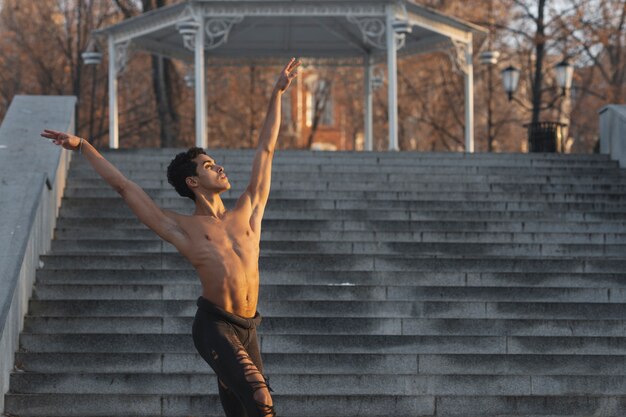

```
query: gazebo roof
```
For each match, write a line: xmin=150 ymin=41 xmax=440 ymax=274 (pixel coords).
xmin=93 ymin=0 xmax=487 ymax=66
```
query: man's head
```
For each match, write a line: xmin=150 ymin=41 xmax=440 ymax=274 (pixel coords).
xmin=167 ymin=147 xmax=230 ymax=201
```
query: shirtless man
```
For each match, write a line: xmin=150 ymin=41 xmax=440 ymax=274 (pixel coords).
xmin=40 ymin=57 xmax=301 ymax=417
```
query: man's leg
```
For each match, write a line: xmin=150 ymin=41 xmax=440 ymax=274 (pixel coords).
xmin=244 ymin=325 xmax=274 ymax=413
xmin=193 ymin=317 xmax=274 ymax=417
xmin=217 ymin=377 xmax=247 ymax=417
xmin=216 ymin=334 xmax=275 ymax=417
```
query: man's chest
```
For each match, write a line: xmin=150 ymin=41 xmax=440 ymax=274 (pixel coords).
xmin=181 ymin=217 xmax=260 ymax=261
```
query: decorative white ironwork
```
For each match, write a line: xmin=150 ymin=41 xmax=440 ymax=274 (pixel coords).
xmin=347 ymin=16 xmax=386 ymax=49
xmin=204 ymin=16 xmax=244 ymax=50
xmin=101 ymin=3 xmax=189 ymax=44
xmin=202 ymin=56 xmax=368 ymax=67
xmin=395 ymin=30 xmax=407 ymax=50
xmin=178 ymin=3 xmax=197 ymax=22
xmin=197 ymin=4 xmax=385 ymax=17
xmin=446 ymin=39 xmax=471 ymax=74
xmin=393 ymin=1 xmax=411 ymax=50
xmin=176 ymin=4 xmax=201 ymax=51
xmin=177 ymin=20 xmax=201 ymax=50
xmin=347 ymin=15 xmax=407 ymax=50
xmin=114 ymin=40 xmax=132 ymax=73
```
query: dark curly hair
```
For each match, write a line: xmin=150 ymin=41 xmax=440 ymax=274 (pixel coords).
xmin=167 ymin=147 xmax=208 ymax=201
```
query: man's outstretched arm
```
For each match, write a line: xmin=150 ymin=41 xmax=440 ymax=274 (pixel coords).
xmin=40 ymin=130 xmax=187 ymax=246
xmin=244 ymin=58 xmax=300 ymax=214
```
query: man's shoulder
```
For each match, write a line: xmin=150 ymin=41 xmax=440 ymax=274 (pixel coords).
xmin=161 ymin=209 xmax=191 ymax=231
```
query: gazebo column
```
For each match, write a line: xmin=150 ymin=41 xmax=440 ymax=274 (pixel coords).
xmin=108 ymin=36 xmax=119 ymax=149
xmin=194 ymin=16 xmax=207 ymax=149
xmin=364 ymin=55 xmax=373 ymax=151
xmin=386 ymin=8 xmax=399 ymax=151
xmin=464 ymin=36 xmax=474 ymax=153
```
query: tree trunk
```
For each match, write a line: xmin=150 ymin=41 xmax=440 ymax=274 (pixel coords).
xmin=152 ymin=55 xmax=178 ymax=147
xmin=531 ymin=0 xmax=546 ymax=125
xmin=306 ymin=80 xmax=332 ymax=148
xmin=143 ymin=0 xmax=179 ymax=147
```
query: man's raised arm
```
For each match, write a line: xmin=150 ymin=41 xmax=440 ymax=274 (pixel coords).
xmin=39 ymin=130 xmax=187 ymax=246
xmin=244 ymin=58 xmax=300 ymax=211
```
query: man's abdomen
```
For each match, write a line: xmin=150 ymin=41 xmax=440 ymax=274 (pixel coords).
xmin=197 ymin=262 xmax=260 ymax=318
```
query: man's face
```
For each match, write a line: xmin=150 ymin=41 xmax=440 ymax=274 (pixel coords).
xmin=187 ymin=154 xmax=230 ymax=194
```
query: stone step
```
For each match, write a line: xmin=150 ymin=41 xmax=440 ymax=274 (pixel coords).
xmin=433 ymin=395 xmax=626 ymax=416
xmin=6 ymin=373 xmax=419 ymax=396
xmin=72 ymin=151 xmax=615 ymax=163
xmin=4 ymin=393 xmax=431 ymax=416
xmin=25 ymin=299 xmax=626 ymax=320
xmin=31 ymin=283 xmax=623 ymax=303
xmin=16 ymin=333 xmax=626 ymax=354
xmin=52 ymin=217 xmax=626 ymax=233
xmin=35 ymin=269 xmax=626 ymax=289
xmin=62 ymin=187 xmax=626 ymax=201
xmin=67 ymin=170 xmax=626 ymax=189
xmin=12 ymin=352 xmax=417 ymax=374
xmin=21 ymin=316 xmax=626 ymax=337
xmin=55 ymin=204 xmax=626 ymax=221
xmin=68 ymin=161 xmax=624 ymax=175
xmin=60 ymin=196 xmax=626 ymax=212
xmin=36 ymin=253 xmax=626 ymax=272
xmin=47 ymin=239 xmax=626 ymax=258
xmin=68 ymin=150 xmax=618 ymax=165
xmin=64 ymin=179 xmax=626 ymax=199
xmin=74 ymin=147 xmax=615 ymax=159
xmin=51 ymin=228 xmax=626 ymax=244
xmin=10 ymin=372 xmax=626 ymax=396
xmin=12 ymin=352 xmax=625 ymax=375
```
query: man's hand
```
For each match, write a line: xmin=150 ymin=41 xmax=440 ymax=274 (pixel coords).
xmin=274 ymin=57 xmax=301 ymax=93
xmin=40 ymin=129 xmax=81 ymax=151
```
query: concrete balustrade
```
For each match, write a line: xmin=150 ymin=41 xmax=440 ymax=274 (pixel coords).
xmin=599 ymin=104 xmax=626 ymax=168
xmin=0 ymin=95 xmax=75 ymax=414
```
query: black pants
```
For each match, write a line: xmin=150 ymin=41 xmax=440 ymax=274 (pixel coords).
xmin=192 ymin=296 xmax=275 ymax=417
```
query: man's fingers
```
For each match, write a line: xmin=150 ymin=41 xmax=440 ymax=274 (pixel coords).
xmin=282 ymin=58 xmax=295 ymax=72
xmin=284 ymin=57 xmax=301 ymax=73
xmin=288 ymin=59 xmax=301 ymax=72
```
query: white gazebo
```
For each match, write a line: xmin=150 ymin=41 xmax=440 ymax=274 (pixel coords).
xmin=88 ymin=0 xmax=487 ymax=151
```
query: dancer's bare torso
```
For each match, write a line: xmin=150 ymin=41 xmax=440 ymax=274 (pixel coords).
xmin=167 ymin=201 xmax=261 ymax=318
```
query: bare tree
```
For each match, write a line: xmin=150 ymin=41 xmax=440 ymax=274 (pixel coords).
xmin=305 ymin=73 xmax=334 ymax=148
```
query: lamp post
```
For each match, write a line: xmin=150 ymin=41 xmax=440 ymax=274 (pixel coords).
xmin=501 ymin=60 xmax=573 ymax=152
xmin=81 ymin=39 xmax=103 ymax=141
xmin=479 ymin=50 xmax=500 ymax=152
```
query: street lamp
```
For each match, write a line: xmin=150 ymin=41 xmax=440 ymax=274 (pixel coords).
xmin=501 ymin=65 xmax=520 ymax=101
xmin=501 ymin=60 xmax=574 ymax=153
xmin=555 ymin=59 xmax=573 ymax=95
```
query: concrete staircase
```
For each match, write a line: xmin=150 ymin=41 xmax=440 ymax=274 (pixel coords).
xmin=4 ymin=149 xmax=626 ymax=417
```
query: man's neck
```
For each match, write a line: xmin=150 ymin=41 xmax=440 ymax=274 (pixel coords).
xmin=193 ymin=193 xmax=227 ymax=219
